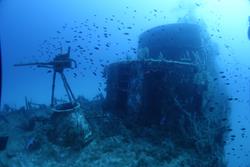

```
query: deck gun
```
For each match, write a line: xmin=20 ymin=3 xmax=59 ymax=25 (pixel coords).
xmin=14 ymin=47 xmax=77 ymax=107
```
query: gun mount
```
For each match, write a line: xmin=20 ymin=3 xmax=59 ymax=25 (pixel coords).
xmin=14 ymin=47 xmax=77 ymax=107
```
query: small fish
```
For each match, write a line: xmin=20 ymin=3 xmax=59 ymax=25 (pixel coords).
xmin=73 ymin=73 xmax=77 ymax=78
xmin=195 ymin=3 xmax=201 ymax=7
xmin=209 ymin=106 xmax=215 ymax=112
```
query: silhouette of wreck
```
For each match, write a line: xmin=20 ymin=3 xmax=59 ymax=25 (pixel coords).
xmin=104 ymin=23 xmax=229 ymax=166
xmin=0 ymin=23 xmax=229 ymax=167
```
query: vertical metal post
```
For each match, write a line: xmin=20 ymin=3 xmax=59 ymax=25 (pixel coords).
xmin=51 ymin=71 xmax=56 ymax=106
xmin=25 ymin=97 xmax=29 ymax=111
xmin=61 ymin=73 xmax=76 ymax=102
xmin=248 ymin=16 xmax=250 ymax=40
xmin=0 ymin=42 xmax=2 ymax=108
xmin=60 ymin=72 xmax=72 ymax=103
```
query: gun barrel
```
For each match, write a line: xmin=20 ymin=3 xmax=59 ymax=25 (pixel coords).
xmin=14 ymin=62 xmax=53 ymax=67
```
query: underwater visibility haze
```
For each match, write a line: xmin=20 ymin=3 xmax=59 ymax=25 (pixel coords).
xmin=0 ymin=0 xmax=250 ymax=167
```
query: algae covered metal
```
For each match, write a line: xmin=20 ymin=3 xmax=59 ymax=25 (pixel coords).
xmin=104 ymin=23 xmax=229 ymax=166
xmin=105 ymin=23 xmax=208 ymax=127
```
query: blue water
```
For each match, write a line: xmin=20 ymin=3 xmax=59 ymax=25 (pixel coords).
xmin=1 ymin=0 xmax=250 ymax=166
